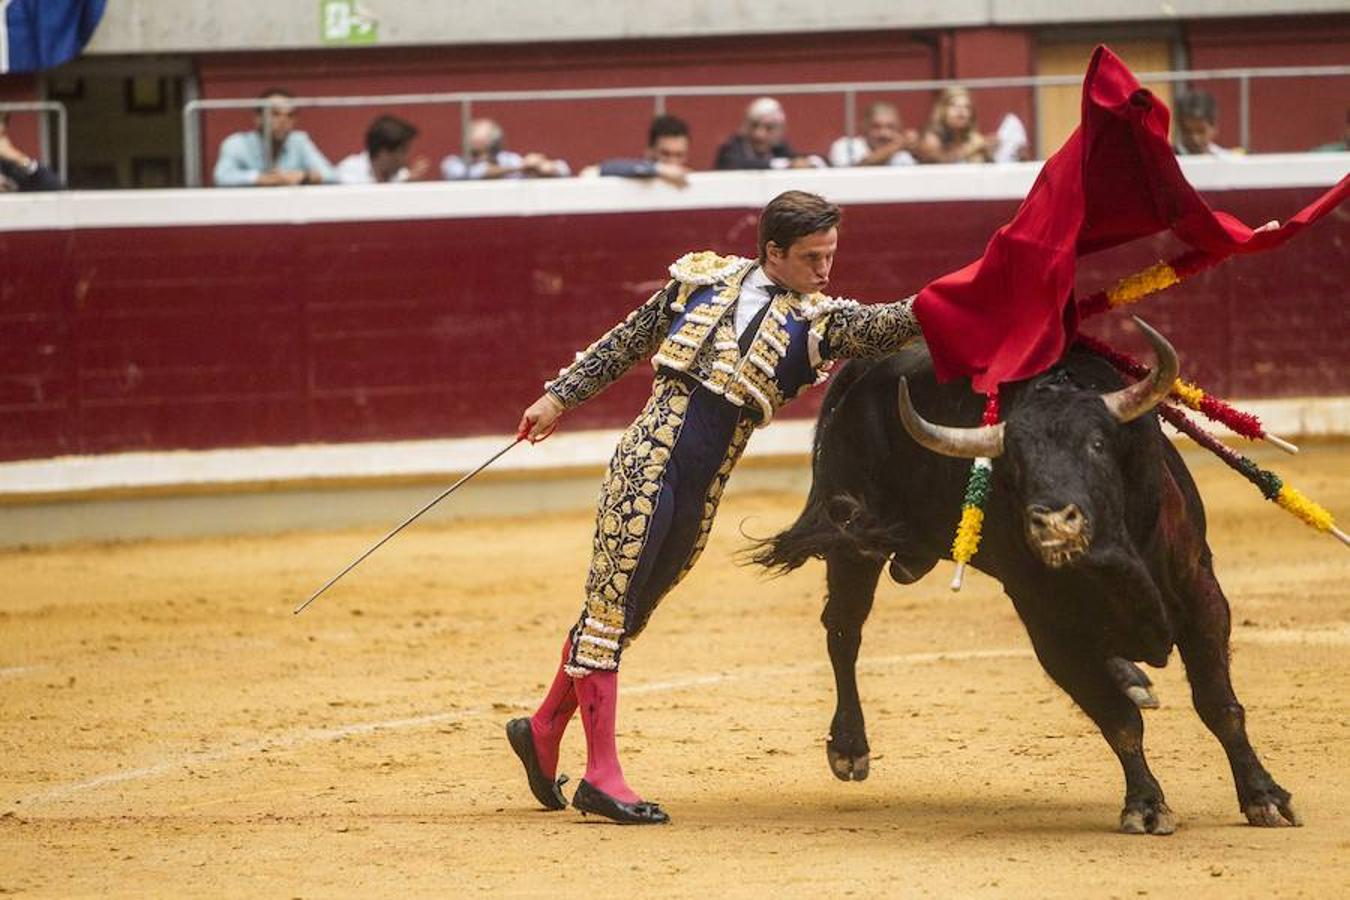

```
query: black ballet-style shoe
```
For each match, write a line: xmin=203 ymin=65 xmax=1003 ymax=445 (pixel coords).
xmin=505 ymin=718 xmax=568 ymax=811
xmin=571 ymin=778 xmax=670 ymax=825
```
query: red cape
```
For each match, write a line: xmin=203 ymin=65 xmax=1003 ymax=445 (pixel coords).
xmin=912 ymin=45 xmax=1349 ymax=393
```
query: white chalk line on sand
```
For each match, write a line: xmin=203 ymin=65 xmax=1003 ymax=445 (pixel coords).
xmin=15 ymin=648 xmax=1031 ymax=809
xmin=16 ymin=626 xmax=1349 ymax=809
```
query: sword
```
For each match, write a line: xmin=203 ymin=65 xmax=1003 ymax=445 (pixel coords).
xmin=294 ymin=436 xmax=524 ymax=615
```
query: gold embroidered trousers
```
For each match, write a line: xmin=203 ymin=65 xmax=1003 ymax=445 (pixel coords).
xmin=566 ymin=374 xmax=755 ymax=675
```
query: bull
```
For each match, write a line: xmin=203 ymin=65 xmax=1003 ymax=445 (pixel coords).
xmin=754 ymin=318 xmax=1299 ymax=833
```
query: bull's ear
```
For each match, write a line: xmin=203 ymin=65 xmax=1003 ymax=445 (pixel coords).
xmin=896 ymin=377 xmax=1005 ymax=459
xmin=1100 ymin=317 xmax=1179 ymax=423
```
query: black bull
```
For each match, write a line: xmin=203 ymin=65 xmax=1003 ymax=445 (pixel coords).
xmin=753 ymin=323 xmax=1299 ymax=833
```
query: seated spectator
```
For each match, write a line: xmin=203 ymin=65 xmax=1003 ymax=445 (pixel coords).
xmin=1173 ymin=90 xmax=1237 ymax=157
xmin=0 ymin=112 xmax=62 ymax=191
xmin=990 ymin=112 xmax=1030 ymax=163
xmin=337 ymin=115 xmax=429 ymax=184
xmin=829 ymin=101 xmax=917 ymax=167
xmin=213 ymin=88 xmax=336 ymax=187
xmin=591 ymin=114 xmax=692 ymax=187
xmin=441 ymin=118 xmax=570 ymax=180
xmin=913 ymin=87 xmax=992 ymax=164
xmin=713 ymin=97 xmax=824 ymax=170
xmin=1309 ymin=109 xmax=1349 ymax=153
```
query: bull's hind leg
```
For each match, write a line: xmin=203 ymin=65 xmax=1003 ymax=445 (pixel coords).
xmin=1020 ymin=618 xmax=1176 ymax=835
xmin=822 ymin=549 xmax=885 ymax=782
xmin=1176 ymin=565 xmax=1300 ymax=827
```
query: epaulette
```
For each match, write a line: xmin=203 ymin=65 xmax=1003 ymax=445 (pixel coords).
xmin=797 ymin=294 xmax=861 ymax=320
xmin=668 ymin=250 xmax=752 ymax=285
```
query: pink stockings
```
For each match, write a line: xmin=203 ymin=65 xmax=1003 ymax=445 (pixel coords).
xmin=528 ymin=637 xmax=640 ymax=804
xmin=527 ymin=638 xmax=578 ymax=782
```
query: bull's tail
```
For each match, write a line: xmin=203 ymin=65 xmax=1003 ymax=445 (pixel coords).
xmin=747 ymin=489 xmax=909 ymax=574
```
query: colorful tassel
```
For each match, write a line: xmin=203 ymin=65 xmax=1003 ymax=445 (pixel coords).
xmin=950 ymin=391 xmax=1001 ymax=591
xmin=1106 ymin=261 xmax=1181 ymax=307
xmin=1077 ymin=250 xmax=1222 ymax=319
xmin=1157 ymin=404 xmax=1347 ymax=546
xmin=1275 ymin=484 xmax=1338 ymax=533
xmin=1076 ymin=334 xmax=1296 ymax=454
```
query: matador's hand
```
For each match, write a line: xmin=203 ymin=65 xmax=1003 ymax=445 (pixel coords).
xmin=517 ymin=393 xmax=564 ymax=442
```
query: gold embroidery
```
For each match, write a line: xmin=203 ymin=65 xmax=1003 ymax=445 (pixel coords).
xmin=668 ymin=250 xmax=753 ymax=285
xmin=819 ymin=296 xmax=922 ymax=360
xmin=572 ymin=375 xmax=693 ymax=671
xmin=724 ymin=290 xmax=795 ymax=423
xmin=651 ymin=268 xmax=750 ymax=374
xmin=547 ymin=282 xmax=676 ymax=409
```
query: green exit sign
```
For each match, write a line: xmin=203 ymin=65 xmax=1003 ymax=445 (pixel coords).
xmin=320 ymin=1 xmax=379 ymax=45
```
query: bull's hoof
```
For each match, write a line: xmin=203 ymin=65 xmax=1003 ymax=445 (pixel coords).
xmin=826 ymin=744 xmax=870 ymax=782
xmin=1244 ymin=798 xmax=1301 ymax=827
xmin=1119 ymin=799 xmax=1177 ymax=835
xmin=1125 ymin=685 xmax=1160 ymax=709
xmin=1106 ymin=658 xmax=1159 ymax=709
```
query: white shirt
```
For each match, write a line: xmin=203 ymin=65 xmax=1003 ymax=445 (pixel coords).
xmin=735 ymin=266 xmax=778 ymax=339
xmin=336 ymin=151 xmax=410 ymax=184
xmin=441 ymin=151 xmax=572 ymax=180
xmin=828 ymin=135 xmax=916 ymax=167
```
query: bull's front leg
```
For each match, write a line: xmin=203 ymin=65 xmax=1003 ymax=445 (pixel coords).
xmin=1176 ymin=563 xmax=1300 ymax=827
xmin=1018 ymin=610 xmax=1176 ymax=835
xmin=822 ymin=550 xmax=884 ymax=782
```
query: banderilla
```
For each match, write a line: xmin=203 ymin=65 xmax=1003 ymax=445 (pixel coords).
xmin=294 ymin=436 xmax=524 ymax=615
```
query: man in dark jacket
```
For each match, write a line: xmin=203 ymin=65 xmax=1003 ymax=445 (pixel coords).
xmin=713 ymin=97 xmax=823 ymax=170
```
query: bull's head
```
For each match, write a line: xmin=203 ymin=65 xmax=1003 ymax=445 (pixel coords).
xmin=897 ymin=317 xmax=1178 ymax=569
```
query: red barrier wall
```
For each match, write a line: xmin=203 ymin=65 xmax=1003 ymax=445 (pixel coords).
xmin=1 ymin=168 xmax=1345 ymax=464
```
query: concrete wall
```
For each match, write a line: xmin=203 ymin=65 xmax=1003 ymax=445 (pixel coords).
xmin=84 ymin=1 xmax=1350 ymax=54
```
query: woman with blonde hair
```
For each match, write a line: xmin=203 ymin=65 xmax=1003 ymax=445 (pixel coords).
xmin=915 ymin=86 xmax=993 ymax=164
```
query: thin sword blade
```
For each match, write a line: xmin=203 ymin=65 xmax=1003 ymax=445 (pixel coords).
xmin=294 ymin=437 xmax=522 ymax=615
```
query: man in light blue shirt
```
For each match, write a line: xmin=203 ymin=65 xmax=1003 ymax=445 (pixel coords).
xmin=213 ymin=88 xmax=337 ymax=187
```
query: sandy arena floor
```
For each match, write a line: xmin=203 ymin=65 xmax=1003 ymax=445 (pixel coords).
xmin=2 ymin=443 xmax=1348 ymax=898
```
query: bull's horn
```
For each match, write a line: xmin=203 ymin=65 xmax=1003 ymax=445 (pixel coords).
xmin=897 ymin=377 xmax=1005 ymax=459
xmin=1100 ymin=317 xmax=1180 ymax=423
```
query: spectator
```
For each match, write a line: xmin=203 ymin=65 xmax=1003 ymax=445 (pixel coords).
xmin=591 ymin=114 xmax=692 ymax=187
xmin=990 ymin=112 xmax=1031 ymax=163
xmin=713 ymin=97 xmax=824 ymax=170
xmin=1172 ymin=90 xmax=1237 ymax=157
xmin=213 ymin=88 xmax=336 ymax=187
xmin=828 ymin=101 xmax=918 ymax=167
xmin=0 ymin=112 xmax=62 ymax=191
xmin=336 ymin=115 xmax=429 ymax=184
xmin=441 ymin=118 xmax=570 ymax=180
xmin=913 ymin=87 xmax=992 ymax=164
xmin=1309 ymin=109 xmax=1349 ymax=153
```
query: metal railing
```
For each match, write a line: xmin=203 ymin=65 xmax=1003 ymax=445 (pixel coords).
xmin=0 ymin=101 xmax=68 ymax=185
xmin=179 ymin=64 xmax=1350 ymax=186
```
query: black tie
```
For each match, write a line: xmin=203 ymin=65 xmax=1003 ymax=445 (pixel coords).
xmin=738 ymin=285 xmax=782 ymax=353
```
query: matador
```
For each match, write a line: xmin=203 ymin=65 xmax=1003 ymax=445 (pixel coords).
xmin=509 ymin=190 xmax=925 ymax=824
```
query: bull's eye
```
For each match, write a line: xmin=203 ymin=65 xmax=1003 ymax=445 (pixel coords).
xmin=1088 ymin=436 xmax=1106 ymax=454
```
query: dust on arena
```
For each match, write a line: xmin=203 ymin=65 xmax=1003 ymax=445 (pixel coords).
xmin=2 ymin=441 xmax=1347 ymax=897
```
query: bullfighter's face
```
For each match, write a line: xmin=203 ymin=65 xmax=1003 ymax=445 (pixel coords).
xmin=765 ymin=227 xmax=837 ymax=295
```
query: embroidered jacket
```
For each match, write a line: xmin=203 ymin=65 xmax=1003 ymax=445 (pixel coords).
xmin=546 ymin=250 xmax=922 ymax=426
